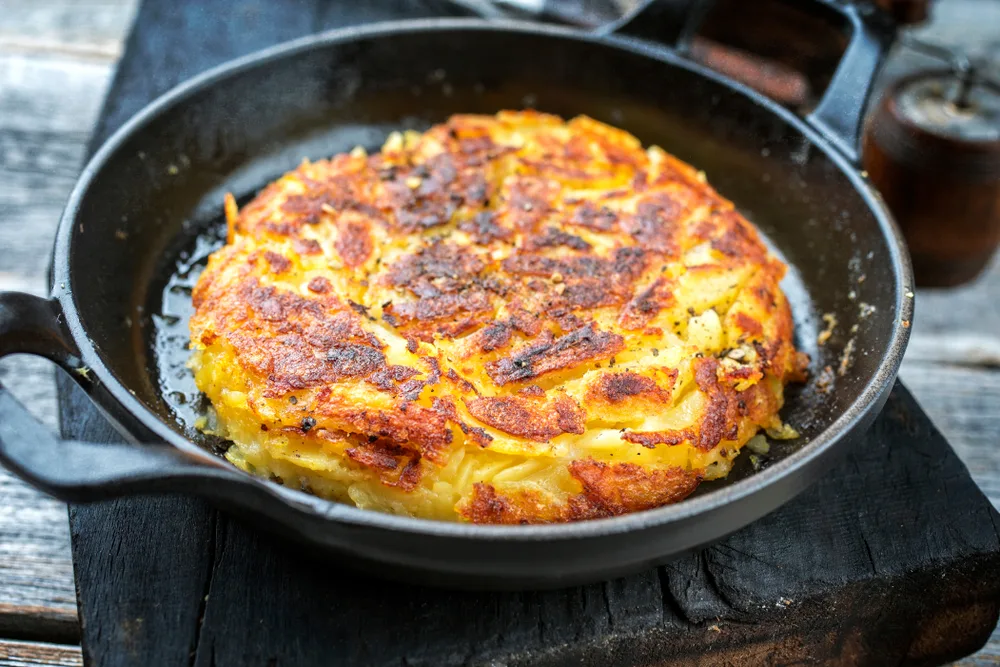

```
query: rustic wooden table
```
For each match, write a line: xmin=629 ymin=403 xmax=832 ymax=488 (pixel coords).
xmin=0 ymin=1 xmax=997 ymax=664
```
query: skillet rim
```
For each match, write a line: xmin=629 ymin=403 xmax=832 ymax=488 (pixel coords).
xmin=50 ymin=17 xmax=914 ymax=540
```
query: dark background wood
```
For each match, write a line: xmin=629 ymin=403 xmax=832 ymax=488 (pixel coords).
xmin=0 ymin=0 xmax=999 ymax=664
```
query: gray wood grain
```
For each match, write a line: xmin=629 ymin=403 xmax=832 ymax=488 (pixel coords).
xmin=0 ymin=0 xmax=136 ymax=60
xmin=904 ymin=254 xmax=1000 ymax=366
xmin=0 ymin=0 xmax=998 ymax=663
xmin=0 ymin=0 xmax=136 ymax=649
xmin=0 ymin=52 xmax=116 ymax=436
xmin=0 ymin=640 xmax=81 ymax=667
xmin=0 ymin=472 xmax=76 ymax=643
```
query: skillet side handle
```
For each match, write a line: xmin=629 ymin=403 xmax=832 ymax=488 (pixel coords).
xmin=604 ymin=0 xmax=895 ymax=165
xmin=805 ymin=3 xmax=894 ymax=165
xmin=0 ymin=290 xmax=238 ymax=503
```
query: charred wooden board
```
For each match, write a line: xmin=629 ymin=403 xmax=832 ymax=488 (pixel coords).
xmin=52 ymin=4 xmax=1000 ymax=667
xmin=61 ymin=378 xmax=1000 ymax=667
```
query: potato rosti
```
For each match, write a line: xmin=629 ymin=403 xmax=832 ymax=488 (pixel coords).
xmin=188 ymin=111 xmax=807 ymax=523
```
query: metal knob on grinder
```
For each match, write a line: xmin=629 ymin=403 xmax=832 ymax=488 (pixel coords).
xmin=863 ymin=38 xmax=1000 ymax=287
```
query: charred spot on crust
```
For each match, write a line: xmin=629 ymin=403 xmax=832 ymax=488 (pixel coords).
xmin=553 ymin=395 xmax=585 ymax=434
xmin=383 ymin=291 xmax=491 ymax=328
xmin=224 ymin=281 xmax=392 ymax=396
xmin=499 ymin=178 xmax=557 ymax=231
xmin=324 ymin=344 xmax=386 ymax=378
xmin=281 ymin=179 xmax=380 ymax=226
xmin=345 ymin=440 xmax=423 ymax=491
xmin=570 ymin=201 xmax=618 ymax=231
xmin=460 ymin=211 xmax=511 ymax=244
xmin=331 ymin=404 xmax=452 ymax=464
xmin=524 ymin=226 xmax=591 ymax=252
xmin=381 ymin=241 xmax=494 ymax=330
xmin=365 ymin=365 xmax=421 ymax=392
xmin=346 ymin=442 xmax=398 ymax=471
xmin=618 ymin=277 xmax=675 ymax=330
xmin=376 ymin=153 xmax=490 ymax=233
xmin=457 ymin=483 xmax=542 ymax=524
xmin=486 ymin=323 xmax=625 ymax=386
xmin=432 ymin=396 xmax=494 ymax=447
xmin=693 ymin=356 xmax=740 ymax=450
xmin=592 ymin=371 xmax=673 ymax=404
xmin=710 ymin=212 xmax=768 ymax=264
xmin=621 ymin=193 xmax=682 ymax=256
xmin=262 ymin=251 xmax=291 ymax=273
xmin=347 ymin=300 xmax=370 ymax=318
xmin=281 ymin=193 xmax=328 ymax=225
xmin=386 ymin=241 xmax=487 ymax=293
xmin=502 ymin=247 xmax=646 ymax=314
xmin=306 ymin=276 xmax=332 ymax=294
xmin=733 ymin=312 xmax=764 ymax=337
xmin=464 ymin=393 xmax=584 ymax=442
xmin=334 ymin=219 xmax=373 ymax=268
xmin=567 ymin=460 xmax=702 ymax=517
xmin=622 ymin=428 xmax=694 ymax=449
xmin=292 ymin=238 xmax=322 ymax=256
xmin=457 ymin=461 xmax=702 ymax=523
xmin=478 ymin=321 xmax=513 ymax=352
xmin=445 ymin=368 xmax=476 ymax=394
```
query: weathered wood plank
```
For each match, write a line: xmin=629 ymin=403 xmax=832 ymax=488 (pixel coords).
xmin=956 ymin=631 xmax=1000 ymax=666
xmin=0 ymin=17 xmax=126 ymax=644
xmin=0 ymin=640 xmax=81 ymax=667
xmin=0 ymin=467 xmax=76 ymax=643
xmin=0 ymin=0 xmax=137 ymax=60
xmin=906 ymin=335 xmax=1000 ymax=369
xmin=909 ymin=254 xmax=1000 ymax=348
xmin=0 ymin=53 xmax=116 ymax=294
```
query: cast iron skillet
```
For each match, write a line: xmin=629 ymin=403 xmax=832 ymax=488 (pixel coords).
xmin=0 ymin=0 xmax=913 ymax=589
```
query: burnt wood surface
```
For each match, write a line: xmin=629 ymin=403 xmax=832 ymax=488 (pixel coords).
xmin=60 ymin=379 xmax=1000 ymax=667
xmin=47 ymin=1 xmax=1000 ymax=666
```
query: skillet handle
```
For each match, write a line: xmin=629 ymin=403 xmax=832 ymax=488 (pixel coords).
xmin=603 ymin=0 xmax=894 ymax=164
xmin=0 ymin=290 xmax=238 ymax=503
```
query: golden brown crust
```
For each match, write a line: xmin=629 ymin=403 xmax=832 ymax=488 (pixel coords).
xmin=589 ymin=371 xmax=674 ymax=405
xmin=456 ymin=461 xmax=702 ymax=524
xmin=485 ymin=323 xmax=625 ymax=386
xmin=464 ymin=394 xmax=585 ymax=443
xmin=189 ymin=111 xmax=805 ymax=523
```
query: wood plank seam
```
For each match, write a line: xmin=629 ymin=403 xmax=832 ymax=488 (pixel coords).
xmin=0 ymin=40 xmax=122 ymax=61
xmin=188 ymin=510 xmax=218 ymax=667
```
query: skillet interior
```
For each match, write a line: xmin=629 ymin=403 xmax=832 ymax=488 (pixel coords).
xmin=66 ymin=24 xmax=900 ymax=511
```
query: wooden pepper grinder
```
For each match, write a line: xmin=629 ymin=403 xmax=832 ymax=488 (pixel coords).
xmin=863 ymin=38 xmax=1000 ymax=287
